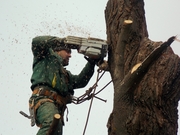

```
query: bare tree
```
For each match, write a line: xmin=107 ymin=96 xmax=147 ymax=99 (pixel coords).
xmin=105 ymin=0 xmax=180 ymax=134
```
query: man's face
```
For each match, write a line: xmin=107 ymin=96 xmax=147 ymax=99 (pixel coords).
xmin=56 ymin=49 xmax=71 ymax=66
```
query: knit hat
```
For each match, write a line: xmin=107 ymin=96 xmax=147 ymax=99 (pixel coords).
xmin=53 ymin=45 xmax=71 ymax=53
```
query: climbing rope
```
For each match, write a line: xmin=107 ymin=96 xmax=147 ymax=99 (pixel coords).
xmin=72 ymin=68 xmax=112 ymax=135
xmin=72 ymin=69 xmax=111 ymax=104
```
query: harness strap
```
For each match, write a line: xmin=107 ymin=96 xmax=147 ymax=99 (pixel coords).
xmin=30 ymin=98 xmax=54 ymax=127
xmin=33 ymin=88 xmax=72 ymax=105
xmin=33 ymin=98 xmax=54 ymax=112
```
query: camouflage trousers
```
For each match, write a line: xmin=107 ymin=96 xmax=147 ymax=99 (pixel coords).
xmin=36 ymin=101 xmax=63 ymax=135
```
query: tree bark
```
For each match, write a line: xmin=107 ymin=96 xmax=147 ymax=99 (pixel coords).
xmin=105 ymin=0 xmax=180 ymax=135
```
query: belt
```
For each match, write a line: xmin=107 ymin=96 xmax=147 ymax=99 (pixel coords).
xmin=32 ymin=87 xmax=72 ymax=105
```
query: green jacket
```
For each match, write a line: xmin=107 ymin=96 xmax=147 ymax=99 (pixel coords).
xmin=30 ymin=36 xmax=95 ymax=96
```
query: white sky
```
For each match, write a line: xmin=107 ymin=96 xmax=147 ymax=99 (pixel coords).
xmin=0 ymin=0 xmax=180 ymax=135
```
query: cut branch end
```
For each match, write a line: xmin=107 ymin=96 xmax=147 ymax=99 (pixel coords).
xmin=131 ymin=63 xmax=142 ymax=74
xmin=47 ymin=114 xmax=61 ymax=135
xmin=124 ymin=20 xmax=133 ymax=25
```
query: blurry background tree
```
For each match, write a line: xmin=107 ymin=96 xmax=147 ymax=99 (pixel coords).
xmin=105 ymin=0 xmax=180 ymax=134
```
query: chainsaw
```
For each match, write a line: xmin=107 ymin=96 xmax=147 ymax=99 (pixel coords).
xmin=64 ymin=36 xmax=108 ymax=60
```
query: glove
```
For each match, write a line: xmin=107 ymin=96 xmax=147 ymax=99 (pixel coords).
xmin=84 ymin=56 xmax=102 ymax=66
xmin=98 ymin=60 xmax=109 ymax=71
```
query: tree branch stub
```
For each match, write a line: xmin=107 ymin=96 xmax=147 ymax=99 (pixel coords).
xmin=47 ymin=114 xmax=61 ymax=135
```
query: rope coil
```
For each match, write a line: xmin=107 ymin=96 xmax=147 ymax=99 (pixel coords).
xmin=72 ymin=69 xmax=111 ymax=104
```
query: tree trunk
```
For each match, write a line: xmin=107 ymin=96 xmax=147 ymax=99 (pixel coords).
xmin=105 ymin=0 xmax=180 ymax=135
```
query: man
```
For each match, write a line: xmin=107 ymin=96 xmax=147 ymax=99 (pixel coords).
xmin=29 ymin=36 xmax=96 ymax=135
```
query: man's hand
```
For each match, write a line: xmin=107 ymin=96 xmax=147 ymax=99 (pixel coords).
xmin=98 ymin=60 xmax=109 ymax=71
xmin=84 ymin=56 xmax=101 ymax=66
